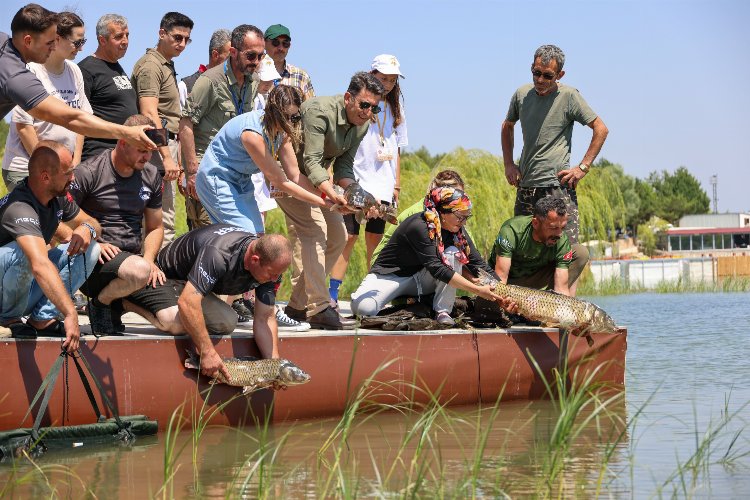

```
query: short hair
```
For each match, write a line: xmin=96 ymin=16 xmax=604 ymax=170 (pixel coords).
xmin=533 ymin=196 xmax=567 ymax=219
xmin=123 ymin=114 xmax=156 ymax=128
xmin=56 ymin=12 xmax=83 ymax=38
xmin=430 ymin=170 xmax=465 ymax=190
xmin=230 ymin=24 xmax=264 ymax=49
xmin=11 ymin=3 xmax=58 ymax=35
xmin=347 ymin=71 xmax=385 ymax=97
xmin=160 ymin=12 xmax=194 ymax=32
xmin=534 ymin=45 xmax=565 ymax=71
xmin=96 ymin=13 xmax=127 ymax=39
xmin=28 ymin=140 xmax=67 ymax=176
xmin=255 ymin=234 xmax=292 ymax=265
xmin=208 ymin=28 xmax=231 ymax=57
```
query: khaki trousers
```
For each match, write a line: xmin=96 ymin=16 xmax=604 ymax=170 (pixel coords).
xmin=276 ymin=196 xmax=346 ymax=316
xmin=149 ymin=138 xmax=179 ymax=246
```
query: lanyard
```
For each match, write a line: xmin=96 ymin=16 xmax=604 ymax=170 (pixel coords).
xmin=224 ymin=60 xmax=247 ymax=115
xmin=374 ymin=101 xmax=388 ymax=146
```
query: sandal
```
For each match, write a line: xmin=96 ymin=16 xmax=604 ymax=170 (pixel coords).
xmin=34 ymin=320 xmax=65 ymax=338
xmin=10 ymin=322 xmax=38 ymax=339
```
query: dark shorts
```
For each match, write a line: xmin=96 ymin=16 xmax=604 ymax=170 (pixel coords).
xmin=514 ymin=186 xmax=581 ymax=244
xmin=343 ymin=204 xmax=389 ymax=236
xmin=80 ymin=251 xmax=134 ymax=298
xmin=127 ymin=278 xmax=185 ymax=314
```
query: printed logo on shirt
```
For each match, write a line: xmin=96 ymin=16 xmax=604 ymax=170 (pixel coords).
xmin=66 ymin=192 xmax=74 ymax=203
xmin=15 ymin=217 xmax=40 ymax=226
xmin=112 ymin=76 xmax=132 ymax=90
xmin=139 ymin=186 xmax=152 ymax=201
xmin=197 ymin=263 xmax=217 ymax=285
xmin=562 ymin=250 xmax=573 ymax=263
xmin=56 ymin=210 xmax=63 ymax=220
xmin=69 ymin=180 xmax=80 ymax=192
xmin=498 ymin=236 xmax=513 ymax=252
xmin=0 ymin=195 xmax=9 ymax=209
xmin=213 ymin=226 xmax=244 ymax=236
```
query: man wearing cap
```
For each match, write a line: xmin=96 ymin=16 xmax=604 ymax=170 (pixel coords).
xmin=179 ymin=24 xmax=262 ymax=230
xmin=501 ymin=44 xmax=608 ymax=295
xmin=264 ymin=24 xmax=314 ymax=99
xmin=279 ymin=72 xmax=385 ymax=330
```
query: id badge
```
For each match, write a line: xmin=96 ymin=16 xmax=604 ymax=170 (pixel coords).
xmin=376 ymin=146 xmax=394 ymax=162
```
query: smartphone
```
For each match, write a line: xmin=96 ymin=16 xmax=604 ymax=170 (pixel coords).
xmin=145 ymin=128 xmax=168 ymax=147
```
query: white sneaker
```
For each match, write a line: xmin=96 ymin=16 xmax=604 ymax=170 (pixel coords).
xmin=435 ymin=311 xmax=455 ymax=327
xmin=276 ymin=307 xmax=311 ymax=332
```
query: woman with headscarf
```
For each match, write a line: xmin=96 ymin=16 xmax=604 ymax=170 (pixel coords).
xmin=351 ymin=187 xmax=507 ymax=325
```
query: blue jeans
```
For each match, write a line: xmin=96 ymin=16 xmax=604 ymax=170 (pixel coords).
xmin=0 ymin=241 xmax=100 ymax=323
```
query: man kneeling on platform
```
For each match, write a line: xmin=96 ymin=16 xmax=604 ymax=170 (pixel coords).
xmin=350 ymin=187 xmax=510 ymax=326
xmin=69 ymin=114 xmax=165 ymax=334
xmin=124 ymin=225 xmax=291 ymax=379
xmin=0 ymin=141 xmax=101 ymax=351
xmin=488 ymin=196 xmax=585 ymax=296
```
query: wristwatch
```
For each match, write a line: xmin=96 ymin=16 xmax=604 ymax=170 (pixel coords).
xmin=578 ymin=163 xmax=590 ymax=173
xmin=80 ymin=222 xmax=97 ymax=240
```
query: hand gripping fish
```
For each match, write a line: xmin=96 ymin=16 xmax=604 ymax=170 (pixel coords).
xmin=333 ymin=182 xmax=399 ymax=225
xmin=184 ymin=350 xmax=311 ymax=395
xmin=477 ymin=269 xmax=619 ymax=346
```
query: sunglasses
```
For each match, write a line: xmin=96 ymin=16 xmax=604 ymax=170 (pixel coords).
xmin=531 ymin=69 xmax=556 ymax=81
xmin=271 ymin=38 xmax=291 ymax=48
xmin=67 ymin=37 xmax=87 ymax=48
xmin=240 ymin=50 xmax=265 ymax=62
xmin=166 ymin=32 xmax=192 ymax=45
xmin=288 ymin=113 xmax=302 ymax=124
xmin=355 ymin=98 xmax=382 ymax=114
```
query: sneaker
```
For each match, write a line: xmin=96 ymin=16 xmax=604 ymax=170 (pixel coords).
xmin=275 ymin=307 xmax=311 ymax=332
xmin=74 ymin=293 xmax=88 ymax=315
xmin=283 ymin=304 xmax=307 ymax=322
xmin=89 ymin=298 xmax=116 ymax=335
xmin=232 ymin=298 xmax=253 ymax=323
xmin=435 ymin=311 xmax=455 ymax=327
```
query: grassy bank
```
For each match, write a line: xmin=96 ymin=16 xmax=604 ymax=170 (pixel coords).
xmin=577 ymin=273 xmax=750 ymax=296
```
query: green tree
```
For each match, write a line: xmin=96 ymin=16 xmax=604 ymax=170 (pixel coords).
xmin=596 ymin=158 xmax=640 ymax=231
xmin=404 ymin=146 xmax=445 ymax=169
xmin=648 ymin=166 xmax=710 ymax=224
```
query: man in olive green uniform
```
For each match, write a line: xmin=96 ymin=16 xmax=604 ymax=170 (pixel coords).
xmin=489 ymin=197 xmax=585 ymax=297
xmin=131 ymin=11 xmax=194 ymax=245
xmin=179 ymin=24 xmax=262 ymax=229
xmin=501 ymin=44 xmax=608 ymax=294
xmin=280 ymin=72 xmax=384 ymax=330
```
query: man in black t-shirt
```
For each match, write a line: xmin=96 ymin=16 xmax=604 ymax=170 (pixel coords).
xmin=0 ymin=141 xmax=101 ymax=351
xmin=78 ymin=14 xmax=139 ymax=161
xmin=126 ymin=225 xmax=292 ymax=379
xmin=69 ymin=114 xmax=164 ymax=334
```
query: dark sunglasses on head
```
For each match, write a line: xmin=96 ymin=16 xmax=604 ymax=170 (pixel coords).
xmin=240 ymin=50 xmax=265 ymax=62
xmin=271 ymin=39 xmax=291 ymax=48
xmin=357 ymin=99 xmax=382 ymax=114
xmin=167 ymin=32 xmax=192 ymax=45
xmin=531 ymin=69 xmax=556 ymax=81
xmin=67 ymin=37 xmax=86 ymax=48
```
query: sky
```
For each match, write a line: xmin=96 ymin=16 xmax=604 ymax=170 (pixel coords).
xmin=4 ymin=0 xmax=749 ymax=213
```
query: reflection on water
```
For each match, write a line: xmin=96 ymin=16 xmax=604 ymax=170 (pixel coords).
xmin=2 ymin=292 xmax=749 ymax=498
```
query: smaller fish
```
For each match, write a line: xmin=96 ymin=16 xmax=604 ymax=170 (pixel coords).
xmin=334 ymin=183 xmax=399 ymax=225
xmin=184 ymin=350 xmax=311 ymax=395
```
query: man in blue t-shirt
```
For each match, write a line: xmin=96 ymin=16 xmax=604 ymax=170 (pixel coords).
xmin=0 ymin=141 xmax=101 ymax=351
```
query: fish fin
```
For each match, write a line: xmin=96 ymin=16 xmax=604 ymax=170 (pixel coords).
xmin=242 ymin=386 xmax=254 ymax=395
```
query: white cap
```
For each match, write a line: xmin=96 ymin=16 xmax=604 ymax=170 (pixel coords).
xmin=371 ymin=54 xmax=404 ymax=78
xmin=256 ymin=55 xmax=282 ymax=82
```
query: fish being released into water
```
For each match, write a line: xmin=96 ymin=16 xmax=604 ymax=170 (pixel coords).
xmin=333 ymin=182 xmax=399 ymax=225
xmin=477 ymin=269 xmax=619 ymax=346
xmin=184 ymin=350 xmax=311 ymax=395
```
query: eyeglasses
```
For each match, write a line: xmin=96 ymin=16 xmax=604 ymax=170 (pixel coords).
xmin=166 ymin=32 xmax=192 ymax=45
xmin=531 ymin=69 xmax=556 ymax=81
xmin=67 ymin=37 xmax=87 ymax=48
xmin=240 ymin=50 xmax=265 ymax=62
xmin=288 ymin=113 xmax=302 ymax=124
xmin=271 ymin=39 xmax=291 ymax=48
xmin=452 ymin=212 xmax=472 ymax=224
xmin=354 ymin=98 xmax=382 ymax=114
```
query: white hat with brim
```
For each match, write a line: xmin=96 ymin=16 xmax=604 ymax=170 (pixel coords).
xmin=257 ymin=55 xmax=282 ymax=82
xmin=371 ymin=54 xmax=404 ymax=78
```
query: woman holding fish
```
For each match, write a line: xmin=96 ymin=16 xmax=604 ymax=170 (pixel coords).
xmin=350 ymin=187 xmax=515 ymax=326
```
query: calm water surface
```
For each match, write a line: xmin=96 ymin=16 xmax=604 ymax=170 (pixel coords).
xmin=2 ymin=292 xmax=749 ymax=498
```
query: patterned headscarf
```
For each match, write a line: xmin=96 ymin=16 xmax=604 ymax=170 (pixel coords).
xmin=423 ymin=187 xmax=472 ymax=265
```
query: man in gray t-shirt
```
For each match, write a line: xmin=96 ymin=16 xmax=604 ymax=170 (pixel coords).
xmin=68 ymin=114 xmax=165 ymax=334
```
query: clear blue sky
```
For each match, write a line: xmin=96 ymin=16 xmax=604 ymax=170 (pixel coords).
xmin=5 ymin=0 xmax=749 ymax=213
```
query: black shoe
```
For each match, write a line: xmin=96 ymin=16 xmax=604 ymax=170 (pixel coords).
xmin=111 ymin=299 xmax=126 ymax=333
xmin=89 ymin=298 xmax=116 ymax=335
xmin=9 ymin=322 xmax=37 ymax=339
xmin=284 ymin=305 xmax=307 ymax=322
xmin=232 ymin=299 xmax=254 ymax=323
xmin=309 ymin=306 xmax=356 ymax=330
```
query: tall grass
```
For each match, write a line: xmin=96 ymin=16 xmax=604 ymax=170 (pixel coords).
xmin=578 ymin=274 xmax=750 ymax=296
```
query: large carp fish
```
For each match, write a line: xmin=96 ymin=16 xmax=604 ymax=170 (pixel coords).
xmin=184 ymin=350 xmax=311 ymax=394
xmin=334 ymin=182 xmax=399 ymax=225
xmin=478 ymin=270 xmax=619 ymax=345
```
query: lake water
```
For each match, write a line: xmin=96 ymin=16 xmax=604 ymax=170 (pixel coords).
xmin=1 ymin=292 xmax=749 ymax=498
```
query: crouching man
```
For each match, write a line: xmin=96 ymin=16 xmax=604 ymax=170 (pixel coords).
xmin=124 ymin=225 xmax=292 ymax=379
xmin=0 ymin=141 xmax=100 ymax=351
xmin=69 ymin=114 xmax=164 ymax=334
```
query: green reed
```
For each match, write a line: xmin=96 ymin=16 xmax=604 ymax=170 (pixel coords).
xmin=579 ymin=274 xmax=750 ymax=296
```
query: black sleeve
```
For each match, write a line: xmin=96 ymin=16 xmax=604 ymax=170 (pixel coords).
xmin=187 ymin=245 xmax=227 ymax=295
xmin=1 ymin=202 xmax=45 ymax=239
xmin=80 ymin=63 xmax=94 ymax=100
xmin=255 ymin=280 xmax=277 ymax=306
xmin=402 ymin=221 xmax=455 ymax=284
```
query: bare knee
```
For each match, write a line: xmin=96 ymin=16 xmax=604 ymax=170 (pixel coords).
xmin=120 ymin=256 xmax=152 ymax=288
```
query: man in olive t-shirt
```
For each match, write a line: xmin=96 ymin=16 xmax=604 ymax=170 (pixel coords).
xmin=488 ymin=197 xmax=586 ymax=297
